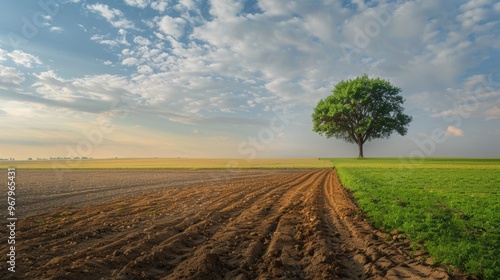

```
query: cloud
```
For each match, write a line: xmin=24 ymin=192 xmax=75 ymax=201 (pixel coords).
xmin=7 ymin=50 xmax=42 ymax=68
xmin=430 ymin=109 xmax=458 ymax=118
xmin=177 ymin=0 xmax=196 ymax=11
xmin=209 ymin=0 xmax=244 ymax=19
xmin=86 ymin=3 xmax=135 ymax=29
xmin=485 ymin=106 xmax=500 ymax=118
xmin=122 ymin=57 xmax=139 ymax=66
xmin=87 ymin=3 xmax=121 ymax=21
xmin=90 ymin=30 xmax=130 ymax=47
xmin=124 ymin=0 xmax=150 ymax=9
xmin=77 ymin=23 xmax=87 ymax=32
xmin=37 ymin=14 xmax=66 ymax=34
xmin=459 ymin=0 xmax=491 ymax=11
xmin=429 ymin=73 xmax=500 ymax=122
xmin=158 ymin=16 xmax=186 ymax=38
xmin=0 ymin=65 xmax=25 ymax=90
xmin=98 ymin=40 xmax=119 ymax=47
xmin=0 ymin=49 xmax=7 ymax=61
xmin=446 ymin=126 xmax=464 ymax=137
xmin=151 ymin=0 xmax=168 ymax=12
xmin=91 ymin=34 xmax=118 ymax=47
xmin=118 ymin=29 xmax=130 ymax=45
xmin=137 ymin=65 xmax=153 ymax=74
xmin=26 ymin=70 xmax=141 ymax=110
xmin=133 ymin=36 xmax=151 ymax=45
xmin=50 ymin=26 xmax=64 ymax=33
xmin=32 ymin=70 xmax=73 ymax=100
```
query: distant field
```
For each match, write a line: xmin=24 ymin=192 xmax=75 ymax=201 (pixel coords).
xmin=0 ymin=158 xmax=333 ymax=169
xmin=329 ymin=158 xmax=500 ymax=279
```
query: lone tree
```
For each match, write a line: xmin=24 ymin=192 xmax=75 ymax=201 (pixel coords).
xmin=312 ymin=74 xmax=412 ymax=158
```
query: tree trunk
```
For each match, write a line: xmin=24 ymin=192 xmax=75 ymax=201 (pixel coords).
xmin=358 ymin=140 xmax=364 ymax=158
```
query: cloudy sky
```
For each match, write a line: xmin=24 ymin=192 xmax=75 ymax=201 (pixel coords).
xmin=0 ymin=0 xmax=499 ymax=159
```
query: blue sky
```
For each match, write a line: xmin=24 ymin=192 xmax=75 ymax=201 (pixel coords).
xmin=0 ymin=0 xmax=499 ymax=159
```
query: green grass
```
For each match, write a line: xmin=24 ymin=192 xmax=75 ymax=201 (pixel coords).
xmin=328 ymin=158 xmax=500 ymax=279
xmin=0 ymin=158 xmax=333 ymax=169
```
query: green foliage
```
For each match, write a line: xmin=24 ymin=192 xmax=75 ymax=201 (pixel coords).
xmin=330 ymin=158 xmax=500 ymax=279
xmin=312 ymin=75 xmax=412 ymax=157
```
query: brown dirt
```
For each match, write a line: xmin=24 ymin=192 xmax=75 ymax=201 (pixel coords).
xmin=1 ymin=169 xmax=473 ymax=279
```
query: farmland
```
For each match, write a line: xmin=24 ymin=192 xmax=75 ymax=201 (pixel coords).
xmin=0 ymin=157 xmax=494 ymax=279
xmin=331 ymin=158 xmax=500 ymax=279
xmin=0 ymin=159 xmax=465 ymax=279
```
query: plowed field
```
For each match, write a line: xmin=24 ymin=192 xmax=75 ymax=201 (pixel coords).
xmin=1 ymin=169 xmax=468 ymax=279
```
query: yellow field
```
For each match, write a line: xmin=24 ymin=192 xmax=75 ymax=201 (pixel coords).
xmin=0 ymin=158 xmax=333 ymax=169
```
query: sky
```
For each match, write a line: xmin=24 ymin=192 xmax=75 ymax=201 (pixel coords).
xmin=0 ymin=0 xmax=499 ymax=160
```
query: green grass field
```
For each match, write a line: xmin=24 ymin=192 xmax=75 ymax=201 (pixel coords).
xmin=0 ymin=158 xmax=333 ymax=169
xmin=329 ymin=158 xmax=500 ymax=279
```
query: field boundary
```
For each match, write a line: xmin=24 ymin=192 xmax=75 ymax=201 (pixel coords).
xmin=329 ymin=169 xmax=475 ymax=279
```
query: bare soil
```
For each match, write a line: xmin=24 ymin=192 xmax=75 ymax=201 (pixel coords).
xmin=1 ymin=169 xmax=473 ymax=279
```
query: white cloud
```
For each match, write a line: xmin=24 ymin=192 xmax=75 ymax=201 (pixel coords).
xmin=429 ymin=73 xmax=499 ymax=120
xmin=257 ymin=1 xmax=298 ymax=16
xmin=50 ymin=26 xmax=64 ymax=33
xmin=90 ymin=30 xmax=130 ymax=47
xmin=29 ymin=71 xmax=140 ymax=111
xmin=177 ymin=0 xmax=196 ymax=11
xmin=87 ymin=3 xmax=121 ymax=21
xmin=446 ymin=126 xmax=464 ymax=137
xmin=352 ymin=0 xmax=367 ymax=10
xmin=99 ymin=40 xmax=119 ymax=47
xmin=91 ymin=34 xmax=118 ymax=47
xmin=118 ymin=28 xmax=130 ymax=45
xmin=0 ymin=49 xmax=7 ymax=61
xmin=494 ymin=2 xmax=500 ymax=11
xmin=7 ymin=50 xmax=42 ymax=68
xmin=103 ymin=60 xmax=113 ymax=65
xmin=77 ymin=23 xmax=87 ymax=32
xmin=209 ymin=0 xmax=244 ymax=19
xmin=151 ymin=0 xmax=168 ymax=12
xmin=430 ymin=109 xmax=457 ymax=118
xmin=158 ymin=16 xmax=186 ymax=38
xmin=134 ymin=36 xmax=151 ymax=45
xmin=162 ymin=115 xmax=198 ymax=125
xmin=457 ymin=7 xmax=489 ymax=28
xmin=124 ymin=0 xmax=150 ymax=8
xmin=459 ymin=0 xmax=491 ymax=11
xmin=122 ymin=57 xmax=139 ymax=66
xmin=0 ymin=65 xmax=25 ymax=90
xmin=32 ymin=70 xmax=73 ymax=100
xmin=112 ymin=18 xmax=136 ymax=29
xmin=41 ymin=14 xmax=52 ymax=26
xmin=86 ymin=3 xmax=135 ymax=29
xmin=137 ymin=65 xmax=153 ymax=74
xmin=485 ymin=106 xmax=500 ymax=117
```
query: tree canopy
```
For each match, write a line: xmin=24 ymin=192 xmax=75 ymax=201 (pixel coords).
xmin=312 ymin=74 xmax=412 ymax=158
